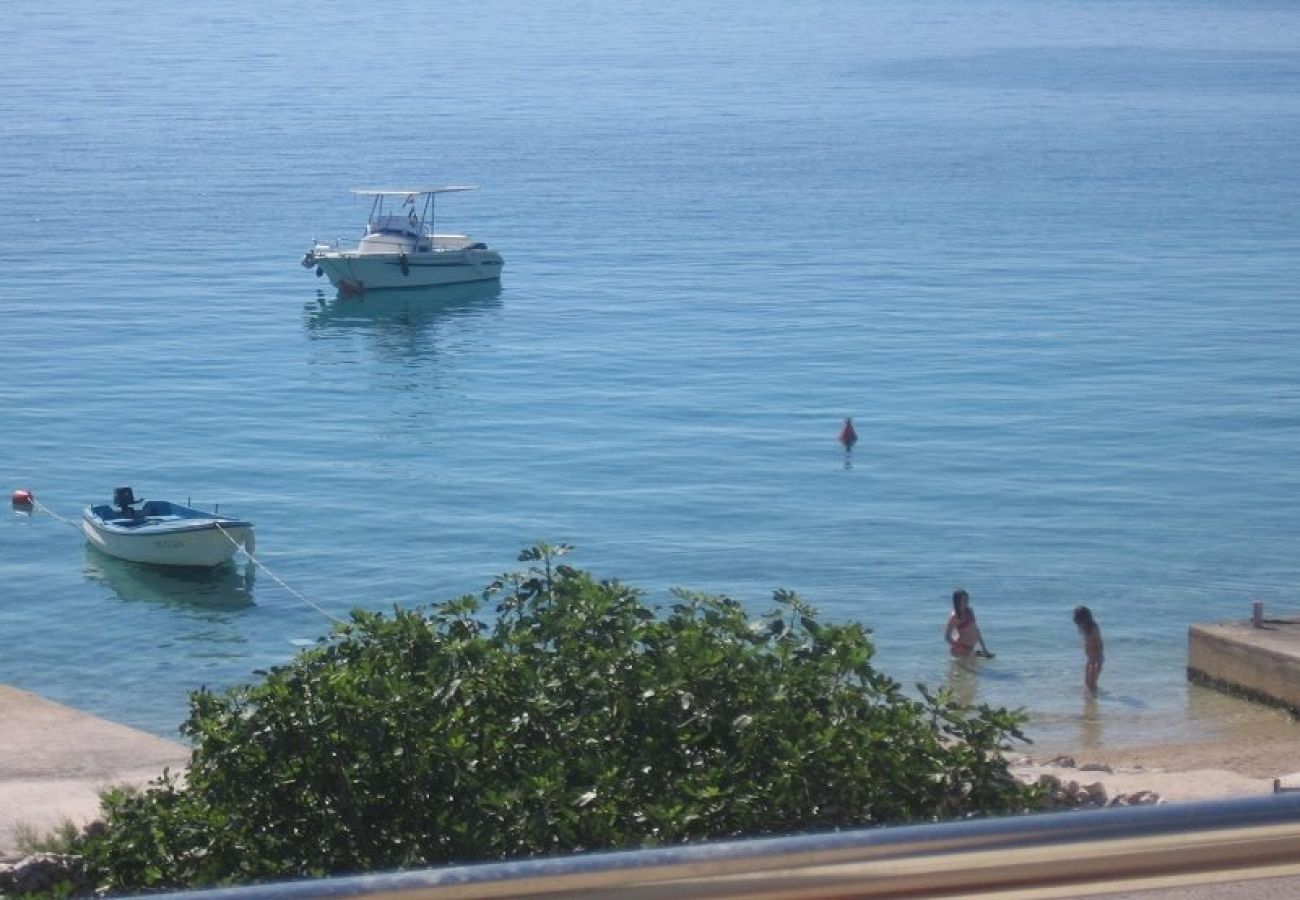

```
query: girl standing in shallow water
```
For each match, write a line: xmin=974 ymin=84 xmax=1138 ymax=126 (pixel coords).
xmin=945 ymin=589 xmax=994 ymax=658
xmin=1073 ymin=605 xmax=1104 ymax=693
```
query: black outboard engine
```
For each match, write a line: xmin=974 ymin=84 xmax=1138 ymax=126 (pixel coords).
xmin=113 ymin=486 xmax=138 ymax=512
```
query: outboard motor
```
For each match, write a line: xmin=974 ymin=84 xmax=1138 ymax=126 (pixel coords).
xmin=113 ymin=486 xmax=138 ymax=511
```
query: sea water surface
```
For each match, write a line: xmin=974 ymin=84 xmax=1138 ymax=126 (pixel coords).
xmin=3 ymin=0 xmax=1300 ymax=752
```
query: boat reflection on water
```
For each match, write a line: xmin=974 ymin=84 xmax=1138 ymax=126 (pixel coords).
xmin=304 ymin=281 xmax=504 ymax=364
xmin=305 ymin=280 xmax=503 ymax=332
xmin=83 ymin=545 xmax=255 ymax=613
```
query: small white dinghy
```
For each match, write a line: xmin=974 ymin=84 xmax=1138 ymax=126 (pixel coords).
xmin=82 ymin=487 xmax=255 ymax=568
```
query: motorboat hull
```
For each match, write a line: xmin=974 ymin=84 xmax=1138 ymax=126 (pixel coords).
xmin=312 ymin=247 xmax=504 ymax=293
xmin=82 ymin=502 xmax=255 ymax=568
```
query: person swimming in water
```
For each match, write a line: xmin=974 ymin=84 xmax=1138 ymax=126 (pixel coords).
xmin=1073 ymin=605 xmax=1104 ymax=693
xmin=945 ymin=589 xmax=993 ymax=659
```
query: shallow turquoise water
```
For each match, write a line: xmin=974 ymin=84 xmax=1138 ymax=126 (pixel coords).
xmin=3 ymin=0 xmax=1299 ymax=750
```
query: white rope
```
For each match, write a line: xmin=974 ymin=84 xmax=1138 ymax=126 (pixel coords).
xmin=214 ymin=523 xmax=348 ymax=626
xmin=30 ymin=498 xmax=81 ymax=531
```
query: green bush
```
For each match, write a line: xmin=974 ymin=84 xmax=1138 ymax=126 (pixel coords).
xmin=67 ymin=544 xmax=1037 ymax=893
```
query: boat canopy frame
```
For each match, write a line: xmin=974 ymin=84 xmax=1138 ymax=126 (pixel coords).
xmin=351 ymin=187 xmax=479 ymax=242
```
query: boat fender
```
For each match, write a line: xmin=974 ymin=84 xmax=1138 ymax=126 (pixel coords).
xmin=316 ymin=266 xmax=323 ymax=278
xmin=11 ymin=488 xmax=34 ymax=511
xmin=399 ymin=254 xmax=410 ymax=276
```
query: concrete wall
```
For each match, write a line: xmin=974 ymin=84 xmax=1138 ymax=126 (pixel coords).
xmin=1188 ymin=621 xmax=1300 ymax=715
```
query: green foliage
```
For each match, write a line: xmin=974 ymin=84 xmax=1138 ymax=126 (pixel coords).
xmin=63 ymin=544 xmax=1038 ymax=893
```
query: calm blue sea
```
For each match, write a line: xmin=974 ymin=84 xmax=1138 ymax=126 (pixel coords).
xmin=3 ymin=0 xmax=1299 ymax=753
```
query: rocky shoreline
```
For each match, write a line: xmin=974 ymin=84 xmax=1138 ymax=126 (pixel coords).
xmin=1017 ymin=755 xmax=1164 ymax=809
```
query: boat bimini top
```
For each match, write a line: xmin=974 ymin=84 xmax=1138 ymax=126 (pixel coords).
xmin=351 ymin=187 xmax=480 ymax=241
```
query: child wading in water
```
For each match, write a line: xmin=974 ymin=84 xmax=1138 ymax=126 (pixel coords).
xmin=1073 ymin=605 xmax=1103 ymax=693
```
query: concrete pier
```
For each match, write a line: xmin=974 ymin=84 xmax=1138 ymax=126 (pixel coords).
xmin=1188 ymin=612 xmax=1300 ymax=715
xmin=0 ymin=685 xmax=189 ymax=860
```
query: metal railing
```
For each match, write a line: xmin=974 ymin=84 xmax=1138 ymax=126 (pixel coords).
xmin=133 ymin=792 xmax=1300 ymax=899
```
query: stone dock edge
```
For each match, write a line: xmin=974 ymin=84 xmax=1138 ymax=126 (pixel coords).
xmin=1188 ymin=617 xmax=1300 ymax=716
xmin=0 ymin=684 xmax=190 ymax=861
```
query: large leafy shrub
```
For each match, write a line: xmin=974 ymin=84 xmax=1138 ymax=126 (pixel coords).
xmin=69 ymin=545 xmax=1036 ymax=893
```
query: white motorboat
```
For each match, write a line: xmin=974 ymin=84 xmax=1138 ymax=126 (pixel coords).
xmin=302 ymin=187 xmax=504 ymax=294
xmin=82 ymin=487 xmax=255 ymax=568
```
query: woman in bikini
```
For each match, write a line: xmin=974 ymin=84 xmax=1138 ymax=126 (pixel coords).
xmin=945 ymin=589 xmax=993 ymax=658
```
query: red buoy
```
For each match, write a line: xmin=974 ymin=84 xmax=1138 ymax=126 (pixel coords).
xmin=11 ymin=489 xmax=34 ymax=511
xmin=838 ymin=417 xmax=858 ymax=451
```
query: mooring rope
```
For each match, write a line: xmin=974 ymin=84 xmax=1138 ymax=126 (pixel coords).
xmin=214 ymin=523 xmax=348 ymax=626
xmin=29 ymin=498 xmax=82 ymax=531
